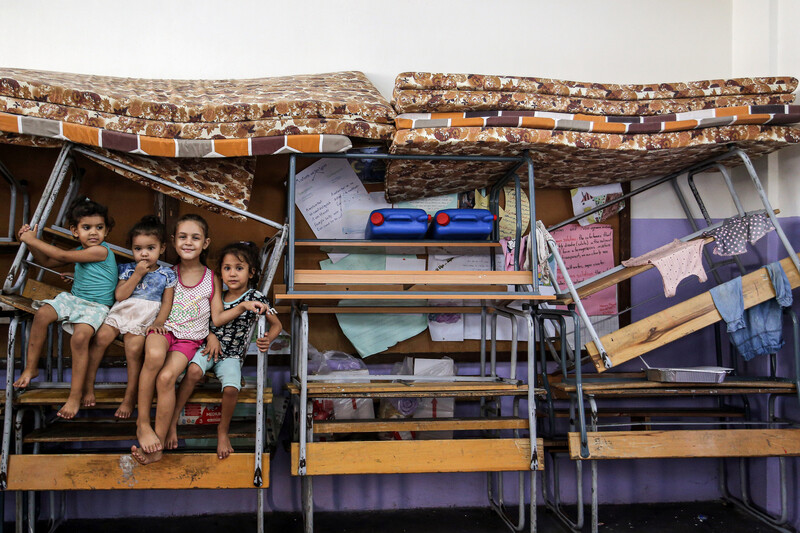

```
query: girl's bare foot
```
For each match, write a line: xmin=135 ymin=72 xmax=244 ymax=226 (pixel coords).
xmin=115 ymin=400 xmax=134 ymax=419
xmin=164 ymin=425 xmax=179 ymax=450
xmin=131 ymin=445 xmax=163 ymax=465
xmin=136 ymin=424 xmax=163 ymax=454
xmin=217 ymin=432 xmax=234 ymax=459
xmin=57 ymin=397 xmax=81 ymax=419
xmin=13 ymin=369 xmax=38 ymax=389
xmin=82 ymin=390 xmax=96 ymax=407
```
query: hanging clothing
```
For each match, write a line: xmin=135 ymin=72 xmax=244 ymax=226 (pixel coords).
xmin=710 ymin=212 xmax=775 ymax=256
xmin=622 ymin=239 xmax=707 ymax=297
xmin=709 ymin=261 xmax=792 ymax=361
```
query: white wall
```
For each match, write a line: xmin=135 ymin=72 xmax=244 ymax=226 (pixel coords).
xmin=633 ymin=0 xmax=800 ymax=220
xmin=7 ymin=0 xmax=795 ymax=219
xmin=4 ymin=0 xmax=732 ymax=98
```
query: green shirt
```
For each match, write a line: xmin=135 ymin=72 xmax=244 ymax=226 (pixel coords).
xmin=72 ymin=242 xmax=117 ymax=307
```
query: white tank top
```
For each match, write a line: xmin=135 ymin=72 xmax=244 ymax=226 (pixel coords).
xmin=164 ymin=266 xmax=214 ymax=340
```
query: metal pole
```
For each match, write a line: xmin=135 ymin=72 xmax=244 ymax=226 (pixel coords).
xmin=287 ymin=155 xmax=297 ymax=292
xmin=1 ymin=315 xmax=19 ymax=489
xmin=298 ymin=308 xmax=309 ymax=475
xmin=71 ymin=146 xmax=283 ymax=230
xmin=733 ymin=148 xmax=800 ymax=275
xmin=524 ymin=152 xmax=538 ymax=292
xmin=4 ymin=144 xmax=73 ymax=294
xmin=546 ymin=238 xmax=610 ymax=368
xmin=254 ymin=316 xmax=266 ymax=487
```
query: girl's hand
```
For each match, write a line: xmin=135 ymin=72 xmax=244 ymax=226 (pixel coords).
xmin=203 ymin=335 xmax=221 ymax=362
xmin=60 ymin=272 xmax=75 ymax=284
xmin=147 ymin=322 xmax=167 ymax=335
xmin=18 ymin=223 xmax=37 ymax=243
xmin=255 ymin=335 xmax=272 ymax=353
xmin=241 ymin=301 xmax=266 ymax=314
xmin=134 ymin=259 xmax=151 ymax=277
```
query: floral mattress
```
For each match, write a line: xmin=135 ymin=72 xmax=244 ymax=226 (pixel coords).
xmin=0 ymin=68 xmax=396 ymax=147
xmin=395 ymin=105 xmax=800 ymax=135
xmin=393 ymin=72 xmax=797 ymax=116
xmin=385 ymin=125 xmax=800 ymax=202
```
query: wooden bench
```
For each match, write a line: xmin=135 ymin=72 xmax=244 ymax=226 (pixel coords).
xmin=0 ymin=278 xmax=125 ymax=350
xmin=287 ymin=381 xmax=530 ymax=399
xmin=548 ymin=373 xmax=797 ymax=399
xmin=585 ymin=254 xmax=800 ymax=371
xmin=568 ymin=429 xmax=800 ymax=460
xmin=291 ymin=438 xmax=544 ymax=476
xmin=7 ymin=452 xmax=266 ymax=490
xmin=14 ymin=385 xmax=272 ymax=407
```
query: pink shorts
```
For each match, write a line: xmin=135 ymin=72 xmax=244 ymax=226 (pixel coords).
xmin=153 ymin=331 xmax=204 ymax=360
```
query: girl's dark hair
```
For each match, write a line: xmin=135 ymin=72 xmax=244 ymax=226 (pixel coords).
xmin=66 ymin=198 xmax=114 ymax=231
xmin=128 ymin=215 xmax=166 ymax=246
xmin=173 ymin=213 xmax=210 ymax=266
xmin=217 ymin=241 xmax=261 ymax=288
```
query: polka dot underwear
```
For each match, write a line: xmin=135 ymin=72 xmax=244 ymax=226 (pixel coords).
xmin=711 ymin=213 xmax=775 ymax=256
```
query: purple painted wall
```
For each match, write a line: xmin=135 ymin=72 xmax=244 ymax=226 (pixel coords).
xmin=4 ymin=217 xmax=800 ymax=528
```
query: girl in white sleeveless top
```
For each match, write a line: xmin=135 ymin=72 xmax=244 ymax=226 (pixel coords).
xmin=131 ymin=214 xmax=265 ymax=465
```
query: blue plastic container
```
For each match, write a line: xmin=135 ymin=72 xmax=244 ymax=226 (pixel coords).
xmin=365 ymin=208 xmax=430 ymax=239
xmin=428 ymin=209 xmax=496 ymax=240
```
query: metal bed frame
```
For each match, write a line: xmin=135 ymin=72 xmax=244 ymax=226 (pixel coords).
xmin=1 ymin=142 xmax=287 ymax=533
xmin=0 ymin=159 xmax=29 ymax=245
xmin=283 ymin=151 xmax=542 ymax=533
xmin=535 ymin=146 xmax=800 ymax=533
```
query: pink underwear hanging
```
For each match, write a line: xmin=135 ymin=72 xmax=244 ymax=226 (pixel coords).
xmin=622 ymin=239 xmax=708 ymax=297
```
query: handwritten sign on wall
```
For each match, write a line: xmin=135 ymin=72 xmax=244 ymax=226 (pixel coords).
xmin=550 ymin=223 xmax=616 ymax=316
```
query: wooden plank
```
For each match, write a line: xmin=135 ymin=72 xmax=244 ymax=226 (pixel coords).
xmin=291 ymin=438 xmax=543 ymax=475
xmin=569 ymin=387 xmax=797 ymax=397
xmin=0 ymin=293 xmax=37 ymax=314
xmin=22 ymin=279 xmax=65 ymax=301
xmin=568 ymin=429 xmax=800 ymax=459
xmin=287 ymin=381 xmax=533 ymax=398
xmin=296 ymin=241 xmax=501 ymax=249
xmin=297 ymin=241 xmax=502 ymax=255
xmin=294 ymin=270 xmax=534 ymax=285
xmin=23 ymin=420 xmax=254 ymax=443
xmin=276 ymin=292 xmax=551 ymax=301
xmin=314 ymin=417 xmax=528 ymax=434
xmin=15 ymin=387 xmax=271 ymax=405
xmin=6 ymin=452 xmax=267 ymax=490
xmin=554 ymin=237 xmax=714 ymax=305
xmin=586 ymin=255 xmax=800 ymax=372
xmin=551 ymin=377 xmax=797 ymax=393
xmin=297 ymin=306 xmax=488 ymax=314
xmin=546 ymin=407 xmax=746 ymax=419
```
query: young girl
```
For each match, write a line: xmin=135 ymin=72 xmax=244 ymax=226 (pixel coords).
xmin=131 ymin=215 xmax=265 ymax=465
xmin=13 ymin=199 xmax=117 ymax=420
xmin=166 ymin=241 xmax=282 ymax=460
xmin=83 ymin=216 xmax=176 ymax=418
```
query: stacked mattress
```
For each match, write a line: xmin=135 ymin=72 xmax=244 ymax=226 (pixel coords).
xmin=387 ymin=72 xmax=800 ymax=202
xmin=0 ymin=68 xmax=398 ymax=156
xmin=0 ymin=68 xmax=398 ymax=215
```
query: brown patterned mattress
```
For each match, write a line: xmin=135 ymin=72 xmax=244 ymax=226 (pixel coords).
xmin=0 ymin=68 xmax=396 ymax=143
xmin=393 ymin=72 xmax=797 ymax=116
xmin=395 ymin=105 xmax=800 ymax=135
xmin=384 ymin=125 xmax=800 ymax=202
xmin=0 ymin=111 xmax=352 ymax=157
xmin=395 ymin=72 xmax=798 ymax=100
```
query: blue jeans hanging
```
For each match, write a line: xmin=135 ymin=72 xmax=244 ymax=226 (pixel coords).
xmin=709 ymin=262 xmax=793 ymax=361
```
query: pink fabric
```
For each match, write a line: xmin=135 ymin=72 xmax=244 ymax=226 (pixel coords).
xmin=163 ymin=331 xmax=204 ymax=360
xmin=622 ymin=239 xmax=707 ymax=297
